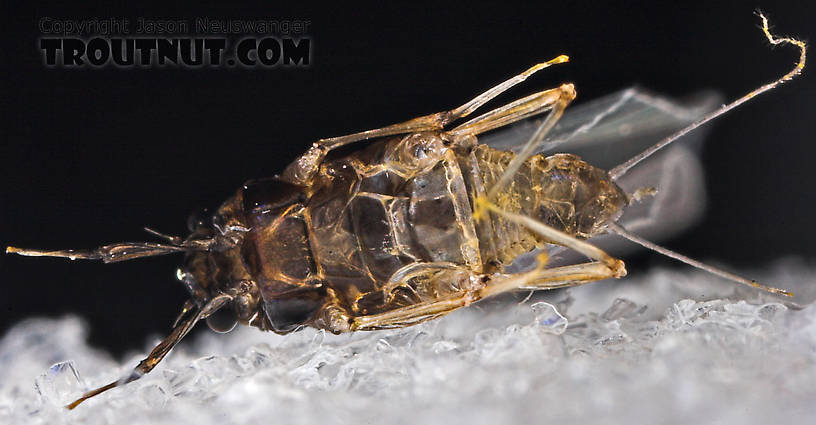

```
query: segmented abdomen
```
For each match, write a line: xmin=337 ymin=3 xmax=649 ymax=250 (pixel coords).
xmin=460 ymin=144 xmax=628 ymax=265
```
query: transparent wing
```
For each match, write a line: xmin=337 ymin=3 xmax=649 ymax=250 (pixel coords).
xmin=483 ymin=88 xmax=724 ymax=271
xmin=481 ymin=87 xmax=721 ymax=169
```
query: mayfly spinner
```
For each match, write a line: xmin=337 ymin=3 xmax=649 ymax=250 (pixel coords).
xmin=7 ymin=15 xmax=805 ymax=409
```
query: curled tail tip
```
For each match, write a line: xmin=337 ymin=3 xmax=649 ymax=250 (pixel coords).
xmin=757 ymin=12 xmax=807 ymax=74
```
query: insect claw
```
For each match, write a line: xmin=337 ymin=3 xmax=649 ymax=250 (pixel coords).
xmin=5 ymin=246 xmax=91 ymax=260
xmin=66 ymin=381 xmax=119 ymax=410
xmin=750 ymin=280 xmax=794 ymax=298
xmin=552 ymin=54 xmax=570 ymax=64
xmin=521 ymin=55 xmax=570 ymax=77
xmin=611 ymin=259 xmax=627 ymax=278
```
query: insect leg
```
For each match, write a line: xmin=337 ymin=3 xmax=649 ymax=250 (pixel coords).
xmin=442 ymin=84 xmax=576 ymax=143
xmin=490 ymin=262 xmax=625 ymax=294
xmin=322 ymin=55 xmax=570 ymax=149
xmin=347 ymin=200 xmax=628 ymax=332
xmin=477 ymin=199 xmax=627 ymax=278
xmin=63 ymin=296 xmax=227 ymax=409
xmin=352 ymin=263 xmax=483 ymax=330
xmin=282 ymin=55 xmax=569 ymax=185
xmin=349 ymin=261 xmax=620 ymax=331
xmin=607 ymin=223 xmax=792 ymax=296
xmin=351 ymin=295 xmax=473 ymax=331
xmin=6 ymin=242 xmax=187 ymax=263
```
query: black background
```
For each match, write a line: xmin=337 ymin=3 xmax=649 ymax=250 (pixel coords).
xmin=2 ymin=1 xmax=814 ymax=357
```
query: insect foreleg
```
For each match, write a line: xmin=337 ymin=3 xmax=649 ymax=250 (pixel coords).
xmin=282 ymin=55 xmax=569 ymax=185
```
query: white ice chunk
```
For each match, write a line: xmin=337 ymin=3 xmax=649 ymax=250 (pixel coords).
xmin=531 ymin=301 xmax=568 ymax=334
xmin=2 ymin=261 xmax=816 ymax=424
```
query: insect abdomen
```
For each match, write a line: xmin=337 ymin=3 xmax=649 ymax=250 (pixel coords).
xmin=458 ymin=145 xmax=629 ymax=266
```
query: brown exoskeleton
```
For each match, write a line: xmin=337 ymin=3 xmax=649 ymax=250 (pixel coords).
xmin=6 ymin=15 xmax=805 ymax=409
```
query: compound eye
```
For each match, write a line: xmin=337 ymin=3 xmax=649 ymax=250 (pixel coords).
xmin=206 ymin=304 xmax=238 ymax=333
xmin=187 ymin=207 xmax=211 ymax=232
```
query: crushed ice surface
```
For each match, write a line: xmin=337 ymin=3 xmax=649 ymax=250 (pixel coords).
xmin=2 ymin=260 xmax=816 ymax=424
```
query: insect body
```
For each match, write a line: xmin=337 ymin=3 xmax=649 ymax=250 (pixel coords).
xmin=199 ymin=129 xmax=629 ymax=336
xmin=6 ymin=15 xmax=805 ymax=408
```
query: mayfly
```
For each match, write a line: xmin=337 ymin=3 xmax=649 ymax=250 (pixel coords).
xmin=6 ymin=15 xmax=805 ymax=409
